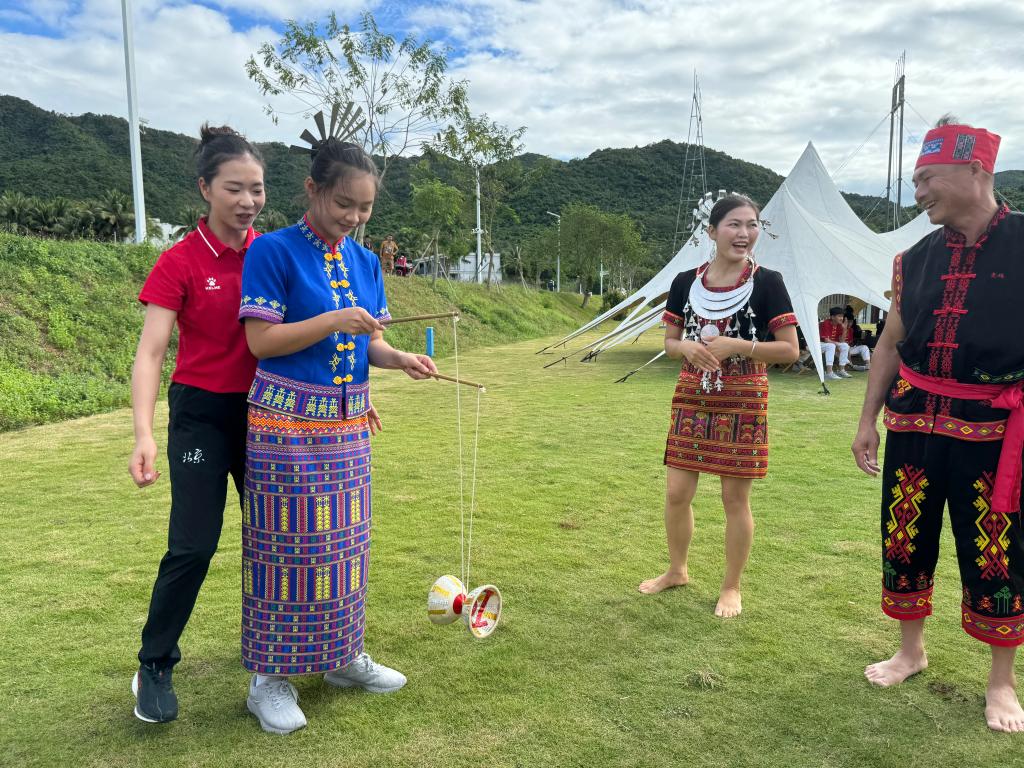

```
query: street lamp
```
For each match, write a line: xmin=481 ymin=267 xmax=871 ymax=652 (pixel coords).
xmin=545 ymin=210 xmax=560 ymax=292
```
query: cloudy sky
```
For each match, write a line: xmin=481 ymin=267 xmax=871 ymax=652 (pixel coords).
xmin=1 ymin=0 xmax=1022 ymax=196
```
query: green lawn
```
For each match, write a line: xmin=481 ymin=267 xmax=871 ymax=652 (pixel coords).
xmin=1 ymin=332 xmax=1019 ymax=767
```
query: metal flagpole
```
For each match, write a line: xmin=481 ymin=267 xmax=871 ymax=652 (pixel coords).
xmin=474 ymin=166 xmax=482 ymax=282
xmin=121 ymin=0 xmax=147 ymax=243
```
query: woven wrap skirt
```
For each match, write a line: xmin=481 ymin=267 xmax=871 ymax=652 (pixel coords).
xmin=665 ymin=359 xmax=770 ymax=479
xmin=242 ymin=405 xmax=371 ymax=675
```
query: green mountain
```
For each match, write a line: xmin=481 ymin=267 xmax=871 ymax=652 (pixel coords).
xmin=0 ymin=94 xmax=311 ymax=224
xmin=996 ymin=170 xmax=1024 ymax=187
xmin=2 ymin=94 xmax=1021 ymax=254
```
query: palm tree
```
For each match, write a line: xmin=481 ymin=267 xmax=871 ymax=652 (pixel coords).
xmin=52 ymin=204 xmax=97 ymax=239
xmin=171 ymin=204 xmax=206 ymax=241
xmin=93 ymin=190 xmax=134 ymax=241
xmin=257 ymin=208 xmax=289 ymax=233
xmin=0 ymin=191 xmax=35 ymax=234
xmin=30 ymin=197 xmax=75 ymax=236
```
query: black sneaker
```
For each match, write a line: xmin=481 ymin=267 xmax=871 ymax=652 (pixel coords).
xmin=132 ymin=663 xmax=178 ymax=723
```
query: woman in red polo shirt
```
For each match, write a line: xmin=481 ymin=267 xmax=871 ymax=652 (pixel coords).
xmin=128 ymin=124 xmax=266 ymax=724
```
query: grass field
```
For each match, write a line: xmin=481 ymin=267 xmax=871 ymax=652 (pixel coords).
xmin=1 ymin=331 xmax=1020 ymax=767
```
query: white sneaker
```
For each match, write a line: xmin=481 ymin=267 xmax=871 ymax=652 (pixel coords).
xmin=324 ymin=653 xmax=407 ymax=693
xmin=246 ymin=675 xmax=306 ymax=735
xmin=838 ymin=369 xmax=852 ymax=378
xmin=825 ymin=371 xmax=842 ymax=380
xmin=851 ymin=364 xmax=869 ymax=371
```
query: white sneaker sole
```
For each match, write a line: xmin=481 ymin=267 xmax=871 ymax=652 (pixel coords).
xmin=246 ymin=696 xmax=306 ymax=735
xmin=131 ymin=671 xmax=161 ymax=724
xmin=323 ymin=674 xmax=406 ymax=694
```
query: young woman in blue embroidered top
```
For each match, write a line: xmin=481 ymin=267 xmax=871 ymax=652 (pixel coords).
xmin=238 ymin=136 xmax=436 ymax=735
xmin=129 ymin=125 xmax=265 ymax=724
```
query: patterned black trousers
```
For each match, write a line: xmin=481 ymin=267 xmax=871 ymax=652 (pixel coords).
xmin=880 ymin=430 xmax=1024 ymax=646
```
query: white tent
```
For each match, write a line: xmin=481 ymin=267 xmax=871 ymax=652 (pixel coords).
xmin=544 ymin=142 xmax=938 ymax=385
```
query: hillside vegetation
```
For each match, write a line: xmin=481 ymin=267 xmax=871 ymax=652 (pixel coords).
xmin=0 ymin=232 xmax=596 ymax=431
xmin=1 ymin=94 xmax=974 ymax=257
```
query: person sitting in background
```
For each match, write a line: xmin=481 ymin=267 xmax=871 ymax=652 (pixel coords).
xmin=819 ymin=306 xmax=851 ymax=380
xmin=849 ymin=321 xmax=872 ymax=371
xmin=789 ymin=327 xmax=812 ymax=372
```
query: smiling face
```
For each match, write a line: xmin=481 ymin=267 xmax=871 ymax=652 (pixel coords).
xmin=708 ymin=204 xmax=760 ymax=265
xmin=912 ymin=162 xmax=979 ymax=226
xmin=198 ymin=154 xmax=265 ymax=240
xmin=305 ymin=171 xmax=377 ymax=244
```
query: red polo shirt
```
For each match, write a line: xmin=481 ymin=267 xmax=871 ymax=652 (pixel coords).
xmin=139 ymin=218 xmax=259 ymax=393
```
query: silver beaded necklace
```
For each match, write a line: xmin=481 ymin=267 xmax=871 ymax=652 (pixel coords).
xmin=680 ymin=260 xmax=759 ymax=392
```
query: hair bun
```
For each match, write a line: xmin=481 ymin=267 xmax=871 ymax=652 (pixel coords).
xmin=194 ymin=123 xmax=264 ymax=183
xmin=199 ymin=123 xmax=241 ymax=146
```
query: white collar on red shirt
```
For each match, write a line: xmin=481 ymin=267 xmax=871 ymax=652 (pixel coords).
xmin=196 ymin=216 xmax=256 ymax=258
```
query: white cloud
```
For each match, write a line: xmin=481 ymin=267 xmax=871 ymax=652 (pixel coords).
xmin=198 ymin=0 xmax=372 ymax=22
xmin=408 ymin=0 xmax=1024 ymax=192
xmin=0 ymin=3 xmax=294 ymax=142
xmin=0 ymin=0 xmax=1022 ymax=198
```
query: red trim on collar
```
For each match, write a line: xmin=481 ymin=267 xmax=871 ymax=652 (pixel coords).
xmin=302 ymin=214 xmax=346 ymax=252
xmin=696 ymin=259 xmax=758 ymax=292
xmin=943 ymin=204 xmax=1009 ymax=247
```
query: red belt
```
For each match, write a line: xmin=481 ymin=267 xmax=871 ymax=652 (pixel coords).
xmin=898 ymin=364 xmax=1024 ymax=514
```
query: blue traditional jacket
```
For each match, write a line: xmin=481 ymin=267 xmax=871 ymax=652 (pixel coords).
xmin=239 ymin=216 xmax=390 ymax=420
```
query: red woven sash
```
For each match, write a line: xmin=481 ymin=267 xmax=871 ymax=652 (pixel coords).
xmin=898 ymin=364 xmax=1024 ymax=514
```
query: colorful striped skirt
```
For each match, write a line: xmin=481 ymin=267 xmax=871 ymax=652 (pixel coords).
xmin=242 ymin=405 xmax=371 ymax=675
xmin=665 ymin=360 xmax=770 ymax=479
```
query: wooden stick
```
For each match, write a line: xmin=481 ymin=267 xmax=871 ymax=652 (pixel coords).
xmin=430 ymin=372 xmax=486 ymax=391
xmin=383 ymin=312 xmax=459 ymax=326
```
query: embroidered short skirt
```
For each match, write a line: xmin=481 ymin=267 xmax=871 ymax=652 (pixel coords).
xmin=665 ymin=359 xmax=770 ymax=479
xmin=242 ymin=405 xmax=371 ymax=675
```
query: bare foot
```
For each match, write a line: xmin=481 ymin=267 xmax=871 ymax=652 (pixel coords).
xmin=638 ymin=570 xmax=688 ymax=594
xmin=714 ymin=588 xmax=742 ymax=618
xmin=986 ymin=682 xmax=1024 ymax=733
xmin=864 ymin=649 xmax=928 ymax=687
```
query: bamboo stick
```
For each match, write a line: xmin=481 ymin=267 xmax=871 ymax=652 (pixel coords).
xmin=430 ymin=372 xmax=486 ymax=391
xmin=383 ymin=312 xmax=460 ymax=325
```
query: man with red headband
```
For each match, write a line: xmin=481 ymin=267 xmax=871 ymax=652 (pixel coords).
xmin=852 ymin=117 xmax=1024 ymax=732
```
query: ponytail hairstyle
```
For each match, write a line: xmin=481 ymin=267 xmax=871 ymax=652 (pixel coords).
xmin=195 ymin=123 xmax=264 ymax=184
